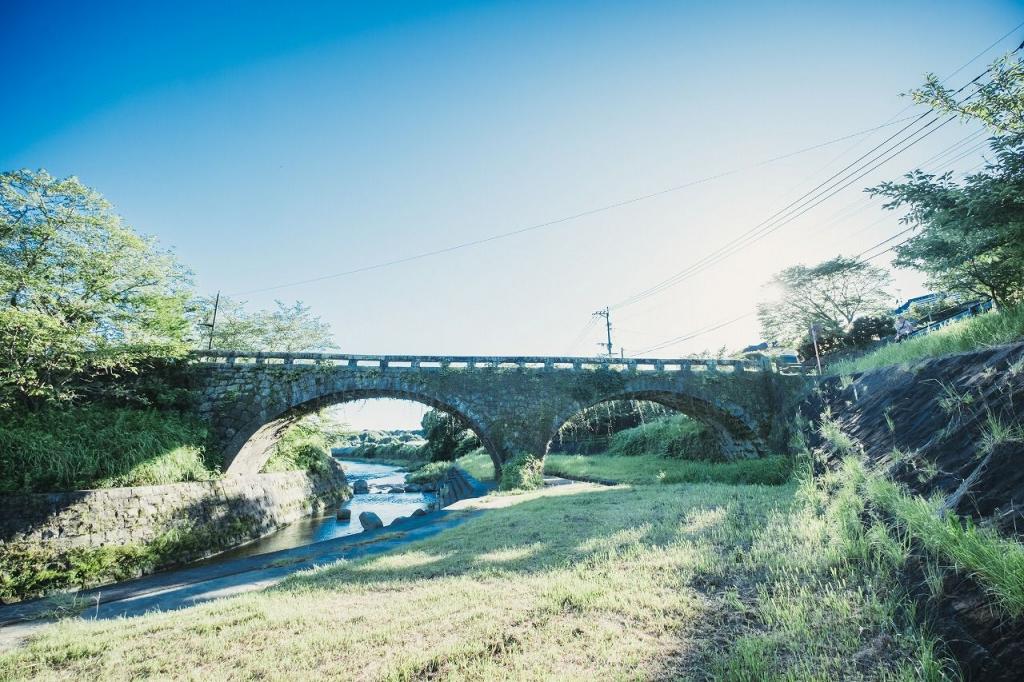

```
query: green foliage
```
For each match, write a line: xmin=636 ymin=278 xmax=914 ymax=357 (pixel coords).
xmin=841 ymin=457 xmax=1024 ymax=619
xmin=405 ymin=460 xmax=453 ymax=484
xmin=499 ymin=453 xmax=544 ymax=491
xmin=552 ymin=400 xmax=672 ymax=453
xmin=544 ymin=453 xmax=791 ymax=486
xmin=870 ymin=136 xmax=1024 ymax=306
xmin=454 ymin=448 xmax=497 ymax=481
xmin=192 ymin=296 xmax=337 ymax=352
xmin=912 ymin=52 xmax=1024 ymax=134
xmin=0 ymin=170 xmax=193 ymax=407
xmin=870 ymin=55 xmax=1024 ymax=306
xmin=828 ymin=303 xmax=1024 ymax=375
xmin=420 ymin=409 xmax=479 ymax=462
xmin=0 ymin=404 xmax=215 ymax=492
xmin=0 ymin=476 xmax=948 ymax=678
xmin=334 ymin=427 xmax=426 ymax=463
xmin=758 ymin=255 xmax=893 ymax=346
xmin=261 ymin=418 xmax=333 ymax=474
xmin=603 ymin=414 xmax=720 ymax=460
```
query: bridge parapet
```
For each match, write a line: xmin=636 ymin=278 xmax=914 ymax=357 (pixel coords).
xmin=190 ymin=350 xmax=813 ymax=375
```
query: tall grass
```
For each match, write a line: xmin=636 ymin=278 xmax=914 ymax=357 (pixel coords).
xmin=829 ymin=304 xmax=1024 ymax=375
xmin=0 ymin=472 xmax=949 ymax=678
xmin=604 ymin=414 xmax=719 ymax=459
xmin=454 ymin=448 xmax=497 ymax=481
xmin=261 ymin=422 xmax=334 ymax=474
xmin=866 ymin=472 xmax=1024 ymax=618
xmin=544 ymin=453 xmax=791 ymax=486
xmin=0 ymin=405 xmax=215 ymax=492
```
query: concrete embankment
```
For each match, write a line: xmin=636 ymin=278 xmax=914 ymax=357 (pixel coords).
xmin=0 ymin=462 xmax=350 ymax=602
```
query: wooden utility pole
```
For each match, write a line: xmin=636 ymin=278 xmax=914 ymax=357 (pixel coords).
xmin=593 ymin=307 xmax=613 ymax=357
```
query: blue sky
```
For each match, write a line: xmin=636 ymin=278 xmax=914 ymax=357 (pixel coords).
xmin=3 ymin=0 xmax=1022 ymax=427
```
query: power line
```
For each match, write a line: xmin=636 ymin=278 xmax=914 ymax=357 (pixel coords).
xmin=227 ymin=118 xmax=926 ymax=297
xmin=608 ymin=27 xmax=1023 ymax=315
xmin=628 ymin=312 xmax=756 ymax=356
xmin=618 ymin=28 xmax=1024 ymax=355
xmin=609 ymin=55 xmax=1010 ymax=314
xmin=609 ymin=111 xmax=959 ymax=311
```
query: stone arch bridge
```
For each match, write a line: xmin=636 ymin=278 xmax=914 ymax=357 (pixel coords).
xmin=191 ymin=351 xmax=812 ymax=477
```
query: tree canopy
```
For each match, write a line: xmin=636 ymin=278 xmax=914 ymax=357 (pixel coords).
xmin=869 ymin=53 xmax=1024 ymax=306
xmin=1 ymin=170 xmax=191 ymax=405
xmin=192 ymin=296 xmax=337 ymax=352
xmin=757 ymin=256 xmax=893 ymax=346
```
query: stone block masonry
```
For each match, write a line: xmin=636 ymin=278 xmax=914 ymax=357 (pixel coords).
xmin=0 ymin=463 xmax=350 ymax=558
xmin=191 ymin=350 xmax=813 ymax=476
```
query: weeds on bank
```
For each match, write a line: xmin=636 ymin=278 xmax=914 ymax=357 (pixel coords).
xmin=828 ymin=304 xmax=1024 ymax=376
xmin=0 ymin=405 xmax=215 ymax=493
xmin=543 ymin=453 xmax=791 ymax=486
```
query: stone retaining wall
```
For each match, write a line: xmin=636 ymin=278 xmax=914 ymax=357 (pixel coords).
xmin=0 ymin=463 xmax=350 ymax=556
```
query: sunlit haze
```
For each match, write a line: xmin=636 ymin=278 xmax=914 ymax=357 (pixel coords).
xmin=4 ymin=1 xmax=1021 ymax=428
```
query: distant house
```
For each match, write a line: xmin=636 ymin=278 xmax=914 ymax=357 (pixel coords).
xmin=892 ymin=292 xmax=945 ymax=317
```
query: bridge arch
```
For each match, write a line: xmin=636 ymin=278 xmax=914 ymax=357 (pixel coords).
xmin=219 ymin=381 xmax=499 ymax=476
xmin=193 ymin=351 xmax=802 ymax=479
xmin=544 ymin=386 xmax=765 ymax=461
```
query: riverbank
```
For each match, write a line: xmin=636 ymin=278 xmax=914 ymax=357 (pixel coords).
xmin=0 ymin=477 xmax=943 ymax=679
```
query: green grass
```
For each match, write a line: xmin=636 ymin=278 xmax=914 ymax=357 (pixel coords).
xmin=864 ymin=464 xmax=1024 ymax=618
xmin=0 ymin=405 xmax=216 ymax=492
xmin=0 ymin=478 xmax=946 ymax=680
xmin=0 ymin=519 xmax=260 ymax=603
xmin=261 ymin=422 xmax=334 ymax=474
xmin=404 ymin=460 xmax=453 ymax=484
xmin=829 ymin=304 xmax=1024 ymax=375
xmin=455 ymin=448 xmax=498 ymax=481
xmin=820 ymin=412 xmax=1024 ymax=620
xmin=544 ymin=453 xmax=792 ymax=486
xmin=603 ymin=413 xmax=720 ymax=459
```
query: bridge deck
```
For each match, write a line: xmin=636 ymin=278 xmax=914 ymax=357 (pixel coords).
xmin=191 ymin=350 xmax=813 ymax=375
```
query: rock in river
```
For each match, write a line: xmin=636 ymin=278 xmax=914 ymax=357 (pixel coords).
xmin=358 ymin=511 xmax=383 ymax=530
xmin=337 ymin=507 xmax=351 ymax=521
xmin=352 ymin=479 xmax=369 ymax=494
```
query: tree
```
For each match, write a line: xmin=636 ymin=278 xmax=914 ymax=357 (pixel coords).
xmin=1 ymin=170 xmax=191 ymax=406
xmin=911 ymin=53 xmax=1024 ymax=134
xmin=421 ymin=409 xmax=478 ymax=462
xmin=868 ymin=54 xmax=1024 ymax=306
xmin=192 ymin=296 xmax=337 ymax=352
xmin=757 ymin=256 xmax=893 ymax=346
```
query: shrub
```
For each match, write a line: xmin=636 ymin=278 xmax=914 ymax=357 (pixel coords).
xmin=606 ymin=414 xmax=721 ymax=460
xmin=499 ymin=453 xmax=544 ymax=491
xmin=261 ymin=422 xmax=332 ymax=474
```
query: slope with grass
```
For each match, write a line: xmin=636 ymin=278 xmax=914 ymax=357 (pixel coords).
xmin=806 ymin=341 xmax=1024 ymax=678
xmin=0 ymin=475 xmax=945 ymax=680
xmin=828 ymin=304 xmax=1024 ymax=375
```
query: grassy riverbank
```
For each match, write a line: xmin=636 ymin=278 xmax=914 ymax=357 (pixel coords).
xmin=0 ymin=474 xmax=945 ymax=679
xmin=828 ymin=303 xmax=1024 ymax=376
xmin=543 ymin=453 xmax=791 ymax=486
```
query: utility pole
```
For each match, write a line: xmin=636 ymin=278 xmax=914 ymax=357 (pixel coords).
xmin=203 ymin=291 xmax=221 ymax=351
xmin=593 ymin=306 xmax=613 ymax=357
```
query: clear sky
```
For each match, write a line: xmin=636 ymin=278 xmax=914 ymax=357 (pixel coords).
xmin=4 ymin=0 xmax=1021 ymax=428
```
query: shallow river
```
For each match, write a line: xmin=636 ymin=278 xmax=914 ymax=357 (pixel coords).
xmin=209 ymin=459 xmax=436 ymax=561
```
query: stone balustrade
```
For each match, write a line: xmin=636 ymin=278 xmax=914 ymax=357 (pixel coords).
xmin=190 ymin=350 xmax=811 ymax=375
